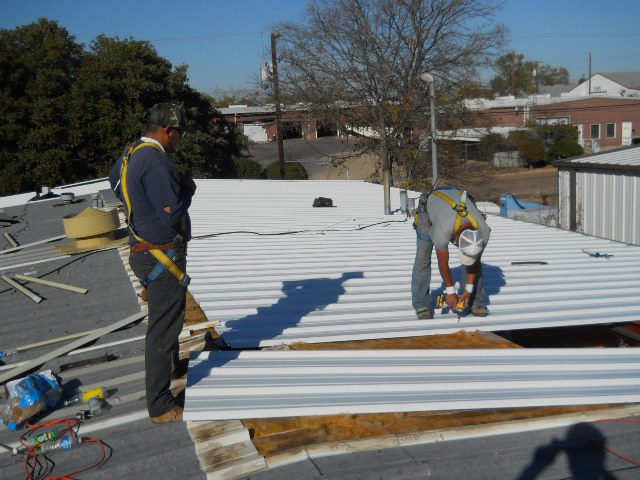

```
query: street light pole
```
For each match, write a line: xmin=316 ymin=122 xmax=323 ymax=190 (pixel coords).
xmin=419 ymin=72 xmax=438 ymax=188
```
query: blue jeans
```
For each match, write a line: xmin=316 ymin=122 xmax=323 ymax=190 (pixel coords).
xmin=411 ymin=235 xmax=487 ymax=313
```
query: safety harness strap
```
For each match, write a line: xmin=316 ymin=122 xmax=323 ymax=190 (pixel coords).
xmin=431 ymin=189 xmax=479 ymax=238
xmin=121 ymin=142 xmax=190 ymax=286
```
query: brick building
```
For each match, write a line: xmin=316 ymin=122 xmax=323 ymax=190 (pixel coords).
xmin=466 ymin=95 xmax=640 ymax=150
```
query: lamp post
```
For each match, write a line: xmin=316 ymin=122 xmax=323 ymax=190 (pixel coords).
xmin=419 ymin=72 xmax=438 ymax=188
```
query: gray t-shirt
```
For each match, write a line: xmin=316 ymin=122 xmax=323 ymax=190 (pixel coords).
xmin=416 ymin=187 xmax=491 ymax=250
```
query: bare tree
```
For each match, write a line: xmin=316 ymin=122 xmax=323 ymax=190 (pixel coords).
xmin=278 ymin=0 xmax=505 ymax=209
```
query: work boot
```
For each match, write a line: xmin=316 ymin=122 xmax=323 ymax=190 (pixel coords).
xmin=471 ymin=305 xmax=489 ymax=317
xmin=415 ymin=308 xmax=433 ymax=320
xmin=150 ymin=406 xmax=183 ymax=425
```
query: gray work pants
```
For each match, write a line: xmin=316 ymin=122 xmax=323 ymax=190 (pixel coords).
xmin=130 ymin=249 xmax=187 ymax=418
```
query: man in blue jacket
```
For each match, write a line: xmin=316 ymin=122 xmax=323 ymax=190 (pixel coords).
xmin=110 ymin=103 xmax=196 ymax=424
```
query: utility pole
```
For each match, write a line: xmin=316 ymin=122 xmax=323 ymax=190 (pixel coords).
xmin=588 ymin=52 xmax=592 ymax=95
xmin=420 ymin=73 xmax=438 ymax=188
xmin=271 ymin=32 xmax=285 ymax=179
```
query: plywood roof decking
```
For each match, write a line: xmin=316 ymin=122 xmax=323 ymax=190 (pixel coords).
xmin=246 ymin=404 xmax=624 ymax=458
xmin=187 ymin=180 xmax=640 ymax=347
xmin=184 ymin=349 xmax=640 ymax=421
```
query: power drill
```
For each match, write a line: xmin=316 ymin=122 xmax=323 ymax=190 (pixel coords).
xmin=436 ymin=294 xmax=468 ymax=313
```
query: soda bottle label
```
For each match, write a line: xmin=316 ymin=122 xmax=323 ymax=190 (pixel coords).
xmin=60 ymin=437 xmax=73 ymax=450
xmin=33 ymin=430 xmax=57 ymax=446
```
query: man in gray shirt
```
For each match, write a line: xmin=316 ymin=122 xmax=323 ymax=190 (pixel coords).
xmin=412 ymin=186 xmax=491 ymax=319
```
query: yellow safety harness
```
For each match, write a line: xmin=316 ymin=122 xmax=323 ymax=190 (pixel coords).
xmin=431 ymin=189 xmax=480 ymax=238
xmin=121 ymin=142 xmax=189 ymax=286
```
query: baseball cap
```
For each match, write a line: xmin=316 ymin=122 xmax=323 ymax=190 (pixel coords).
xmin=458 ymin=229 xmax=485 ymax=266
xmin=147 ymin=103 xmax=194 ymax=133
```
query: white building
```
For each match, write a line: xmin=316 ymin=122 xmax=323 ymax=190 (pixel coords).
xmin=567 ymin=72 xmax=640 ymax=98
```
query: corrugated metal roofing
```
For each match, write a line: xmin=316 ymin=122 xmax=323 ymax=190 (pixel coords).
xmin=187 ymin=180 xmax=640 ymax=347
xmin=0 ymin=179 xmax=111 ymax=209
xmin=560 ymin=145 xmax=640 ymax=167
xmin=184 ymin=349 xmax=640 ymax=421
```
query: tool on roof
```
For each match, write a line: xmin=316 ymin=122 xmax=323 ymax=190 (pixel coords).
xmin=59 ymin=353 xmax=116 ymax=372
xmin=511 ymin=261 xmax=548 ymax=265
xmin=63 ymin=386 xmax=108 ymax=408
xmin=436 ymin=294 xmax=467 ymax=312
xmin=120 ymin=141 xmax=190 ymax=287
xmin=582 ymin=249 xmax=613 ymax=259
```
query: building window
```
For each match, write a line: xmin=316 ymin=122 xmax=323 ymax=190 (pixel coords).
xmin=606 ymin=123 xmax=616 ymax=138
xmin=590 ymin=124 xmax=600 ymax=139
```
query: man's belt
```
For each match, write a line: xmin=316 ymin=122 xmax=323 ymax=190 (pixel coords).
xmin=130 ymin=242 xmax=180 ymax=253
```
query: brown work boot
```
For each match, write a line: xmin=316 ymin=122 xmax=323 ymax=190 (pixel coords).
xmin=415 ymin=308 xmax=433 ymax=320
xmin=150 ymin=406 xmax=183 ymax=425
xmin=471 ymin=305 xmax=489 ymax=317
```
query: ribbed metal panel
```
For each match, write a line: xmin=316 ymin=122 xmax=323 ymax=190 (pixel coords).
xmin=578 ymin=170 xmax=640 ymax=245
xmin=570 ymin=147 xmax=640 ymax=167
xmin=187 ymin=180 xmax=640 ymax=347
xmin=184 ymin=349 xmax=640 ymax=420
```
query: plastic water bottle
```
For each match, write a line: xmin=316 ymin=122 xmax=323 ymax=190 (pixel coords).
xmin=30 ymin=429 xmax=59 ymax=447
xmin=87 ymin=397 xmax=109 ymax=417
xmin=39 ymin=434 xmax=82 ymax=454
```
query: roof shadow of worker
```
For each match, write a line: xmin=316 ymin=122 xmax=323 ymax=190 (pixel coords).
xmin=221 ymin=271 xmax=365 ymax=347
xmin=517 ymin=422 xmax=616 ymax=480
xmin=435 ymin=263 xmax=505 ymax=311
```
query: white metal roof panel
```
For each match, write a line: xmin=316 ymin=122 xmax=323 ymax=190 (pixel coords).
xmin=562 ymin=146 xmax=640 ymax=167
xmin=187 ymin=180 xmax=640 ymax=347
xmin=184 ymin=349 xmax=640 ymax=420
xmin=0 ymin=179 xmax=110 ymax=209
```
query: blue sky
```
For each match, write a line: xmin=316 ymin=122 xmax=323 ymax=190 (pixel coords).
xmin=2 ymin=1 xmax=639 ymax=95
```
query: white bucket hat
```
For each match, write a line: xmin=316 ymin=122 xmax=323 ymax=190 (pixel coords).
xmin=458 ymin=229 xmax=485 ymax=266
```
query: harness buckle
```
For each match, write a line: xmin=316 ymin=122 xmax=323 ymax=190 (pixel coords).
xmin=453 ymin=204 xmax=469 ymax=217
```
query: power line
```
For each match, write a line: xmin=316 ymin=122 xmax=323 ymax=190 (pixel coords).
xmin=512 ymin=32 xmax=640 ymax=39
xmin=147 ymin=31 xmax=263 ymax=42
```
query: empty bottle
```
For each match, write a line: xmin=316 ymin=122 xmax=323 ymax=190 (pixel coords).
xmin=30 ymin=429 xmax=59 ymax=447
xmin=39 ymin=434 xmax=82 ymax=454
xmin=87 ymin=397 xmax=110 ymax=417
xmin=63 ymin=387 xmax=107 ymax=407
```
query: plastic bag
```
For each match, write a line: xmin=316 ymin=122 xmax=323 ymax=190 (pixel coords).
xmin=1 ymin=372 xmax=61 ymax=430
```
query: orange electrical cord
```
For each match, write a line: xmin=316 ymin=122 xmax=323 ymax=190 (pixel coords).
xmin=588 ymin=417 xmax=640 ymax=466
xmin=20 ymin=417 xmax=108 ymax=480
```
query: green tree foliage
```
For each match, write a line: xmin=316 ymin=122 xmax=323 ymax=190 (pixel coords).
xmin=537 ymin=64 xmax=570 ymax=86
xmin=0 ymin=19 xmax=82 ymax=194
xmin=534 ymin=123 xmax=583 ymax=160
xmin=233 ymin=157 xmax=265 ymax=179
xmin=0 ymin=19 xmax=249 ymax=195
xmin=477 ymin=132 xmax=508 ymax=161
xmin=264 ymin=160 xmax=308 ymax=180
xmin=493 ymin=124 xmax=583 ymax=167
xmin=490 ymin=51 xmax=570 ymax=96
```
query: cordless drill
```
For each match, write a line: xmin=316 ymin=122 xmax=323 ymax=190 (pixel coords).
xmin=436 ymin=293 xmax=468 ymax=313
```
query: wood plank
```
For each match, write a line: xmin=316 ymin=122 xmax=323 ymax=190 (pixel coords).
xmin=0 ymin=310 xmax=147 ymax=384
